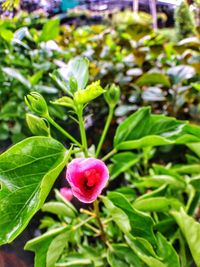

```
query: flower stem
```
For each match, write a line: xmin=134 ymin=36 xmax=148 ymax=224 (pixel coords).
xmin=101 ymin=148 xmax=117 ymax=162
xmin=46 ymin=115 xmax=81 ymax=147
xmin=77 ymin=107 xmax=88 ymax=157
xmin=93 ymin=199 xmax=107 ymax=243
xmin=96 ymin=107 xmax=114 ymax=158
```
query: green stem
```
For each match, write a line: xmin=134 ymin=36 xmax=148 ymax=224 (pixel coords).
xmin=77 ymin=107 xmax=88 ymax=157
xmin=101 ymin=148 xmax=117 ymax=162
xmin=93 ymin=199 xmax=107 ymax=243
xmin=96 ymin=107 xmax=114 ymax=158
xmin=46 ymin=115 xmax=81 ymax=147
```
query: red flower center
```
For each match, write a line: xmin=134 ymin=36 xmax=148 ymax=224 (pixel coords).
xmin=83 ymin=169 xmax=100 ymax=190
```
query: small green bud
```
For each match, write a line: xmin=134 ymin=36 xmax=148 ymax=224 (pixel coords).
xmin=25 ymin=92 xmax=48 ymax=116
xmin=104 ymin=84 xmax=120 ymax=108
xmin=69 ymin=75 xmax=78 ymax=94
xmin=26 ymin=113 xmax=50 ymax=136
xmin=74 ymin=80 xmax=105 ymax=105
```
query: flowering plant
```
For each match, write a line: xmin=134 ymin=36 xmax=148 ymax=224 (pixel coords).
xmin=0 ymin=57 xmax=200 ymax=267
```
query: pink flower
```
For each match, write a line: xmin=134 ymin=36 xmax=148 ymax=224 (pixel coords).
xmin=66 ymin=158 xmax=109 ymax=203
xmin=60 ymin=187 xmax=73 ymax=201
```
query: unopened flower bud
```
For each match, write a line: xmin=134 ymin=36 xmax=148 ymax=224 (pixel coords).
xmin=26 ymin=113 xmax=50 ymax=136
xmin=25 ymin=92 xmax=48 ymax=116
xmin=104 ymin=84 xmax=120 ymax=108
xmin=69 ymin=76 xmax=78 ymax=94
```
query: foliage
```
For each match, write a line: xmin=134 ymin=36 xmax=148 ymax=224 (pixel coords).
xmin=174 ymin=0 xmax=196 ymax=40
xmin=0 ymin=13 xmax=200 ymax=147
xmin=0 ymin=57 xmax=200 ymax=267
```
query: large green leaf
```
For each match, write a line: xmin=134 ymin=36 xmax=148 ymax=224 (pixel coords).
xmin=171 ymin=208 xmax=200 ymax=267
xmin=0 ymin=137 xmax=69 ymax=245
xmin=136 ymin=72 xmax=171 ymax=87
xmin=107 ymin=192 xmax=156 ymax=246
xmin=114 ymin=107 xmax=200 ymax=150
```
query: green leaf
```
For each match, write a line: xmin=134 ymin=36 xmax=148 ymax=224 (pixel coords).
xmin=58 ymin=57 xmax=89 ymax=90
xmin=107 ymin=192 xmax=156 ymax=246
xmin=133 ymin=197 xmax=183 ymax=212
xmin=187 ymin=143 xmax=200 ymax=158
xmin=190 ymin=176 xmax=200 ymax=191
xmin=40 ymin=19 xmax=60 ymax=41
xmin=2 ymin=67 xmax=31 ymax=88
xmin=114 ymin=107 xmax=200 ymax=150
xmin=136 ymin=73 xmax=171 ymax=87
xmin=101 ymin=196 xmax=131 ymax=234
xmin=0 ymin=137 xmax=69 ymax=245
xmin=107 ymin=244 xmax=145 ymax=267
xmin=171 ymin=208 xmax=200 ymax=267
xmin=156 ymin=233 xmax=180 ymax=267
xmin=125 ymin=235 xmax=165 ymax=267
xmin=42 ymin=201 xmax=76 ymax=218
xmin=25 ymin=226 xmax=69 ymax=267
xmin=110 ymin=152 xmax=141 ymax=180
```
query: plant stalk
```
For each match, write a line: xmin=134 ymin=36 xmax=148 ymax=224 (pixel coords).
xmin=96 ymin=107 xmax=114 ymax=158
xmin=93 ymin=199 xmax=107 ymax=243
xmin=46 ymin=115 xmax=81 ymax=147
xmin=77 ymin=107 xmax=88 ymax=157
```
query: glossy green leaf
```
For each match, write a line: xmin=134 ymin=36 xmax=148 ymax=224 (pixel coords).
xmin=40 ymin=19 xmax=60 ymax=41
xmin=171 ymin=208 xmax=200 ymax=267
xmin=187 ymin=143 xmax=200 ymax=158
xmin=110 ymin=152 xmax=141 ymax=180
xmin=156 ymin=233 xmax=180 ymax=267
xmin=25 ymin=226 xmax=69 ymax=267
xmin=136 ymin=73 xmax=170 ymax=87
xmin=114 ymin=107 xmax=200 ymax=150
xmin=0 ymin=137 xmax=69 ymax=245
xmin=107 ymin=192 xmax=156 ymax=246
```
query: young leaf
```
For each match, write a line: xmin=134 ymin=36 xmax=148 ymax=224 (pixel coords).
xmin=171 ymin=208 xmax=200 ymax=267
xmin=0 ymin=137 xmax=69 ymax=245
